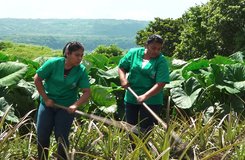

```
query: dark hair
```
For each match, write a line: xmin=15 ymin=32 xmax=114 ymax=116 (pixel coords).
xmin=146 ymin=34 xmax=163 ymax=45
xmin=63 ymin=41 xmax=84 ymax=57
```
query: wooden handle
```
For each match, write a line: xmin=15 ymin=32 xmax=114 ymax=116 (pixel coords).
xmin=53 ymin=103 xmax=141 ymax=134
xmin=127 ymin=87 xmax=183 ymax=144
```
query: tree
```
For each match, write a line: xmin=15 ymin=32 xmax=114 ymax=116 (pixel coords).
xmin=207 ymin=0 xmax=245 ymax=55
xmin=173 ymin=4 xmax=217 ymax=60
xmin=92 ymin=44 xmax=123 ymax=57
xmin=174 ymin=0 xmax=245 ymax=60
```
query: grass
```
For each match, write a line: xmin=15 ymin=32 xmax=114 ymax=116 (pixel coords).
xmin=1 ymin=108 xmax=245 ymax=159
xmin=0 ymin=41 xmax=60 ymax=60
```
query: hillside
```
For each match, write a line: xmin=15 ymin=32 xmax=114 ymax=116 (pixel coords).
xmin=0 ymin=18 xmax=149 ymax=51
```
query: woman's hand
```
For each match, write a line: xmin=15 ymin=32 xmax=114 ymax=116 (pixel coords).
xmin=44 ymin=98 xmax=54 ymax=107
xmin=34 ymin=74 xmax=55 ymax=107
xmin=121 ymin=79 xmax=129 ymax=89
xmin=67 ymin=104 xmax=77 ymax=113
xmin=137 ymin=94 xmax=148 ymax=103
xmin=136 ymin=83 xmax=166 ymax=103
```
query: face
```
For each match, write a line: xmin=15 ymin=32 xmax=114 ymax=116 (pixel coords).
xmin=66 ymin=48 xmax=84 ymax=66
xmin=146 ymin=42 xmax=162 ymax=58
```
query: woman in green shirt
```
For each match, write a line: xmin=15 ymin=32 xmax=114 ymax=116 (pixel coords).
xmin=34 ymin=41 xmax=90 ymax=160
xmin=118 ymin=34 xmax=170 ymax=132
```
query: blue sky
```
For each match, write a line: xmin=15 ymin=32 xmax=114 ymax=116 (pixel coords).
xmin=1 ymin=0 xmax=209 ymax=20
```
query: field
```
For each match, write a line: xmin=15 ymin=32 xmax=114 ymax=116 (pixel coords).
xmin=0 ymin=42 xmax=245 ymax=159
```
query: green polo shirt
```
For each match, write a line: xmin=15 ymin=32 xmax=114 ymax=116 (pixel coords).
xmin=118 ymin=47 xmax=170 ymax=105
xmin=36 ymin=57 xmax=90 ymax=107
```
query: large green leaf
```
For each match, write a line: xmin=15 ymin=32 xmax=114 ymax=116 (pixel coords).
xmin=90 ymin=85 xmax=116 ymax=107
xmin=223 ymin=63 xmax=245 ymax=91
xmin=170 ymin=77 xmax=203 ymax=109
xmin=210 ymin=64 xmax=224 ymax=85
xmin=234 ymin=81 xmax=245 ymax=91
xmin=33 ymin=56 xmax=52 ymax=65
xmin=0 ymin=62 xmax=28 ymax=87
xmin=215 ymin=85 xmax=240 ymax=94
xmin=4 ymin=80 xmax=37 ymax=117
xmin=99 ymin=105 xmax=117 ymax=114
xmin=165 ymin=69 xmax=185 ymax=89
xmin=0 ymin=97 xmax=19 ymax=123
xmin=211 ymin=63 xmax=245 ymax=93
xmin=83 ymin=53 xmax=109 ymax=70
xmin=210 ymin=64 xmax=240 ymax=94
xmin=98 ymin=67 xmax=119 ymax=79
xmin=0 ymin=52 xmax=40 ymax=81
xmin=229 ymin=51 xmax=244 ymax=63
xmin=181 ymin=59 xmax=209 ymax=79
xmin=171 ymin=58 xmax=187 ymax=69
xmin=108 ymin=55 xmax=123 ymax=68
xmin=223 ymin=64 xmax=245 ymax=82
xmin=199 ymin=67 xmax=214 ymax=87
xmin=209 ymin=55 xmax=237 ymax=65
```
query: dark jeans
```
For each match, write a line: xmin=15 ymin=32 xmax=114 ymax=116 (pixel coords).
xmin=36 ymin=103 xmax=74 ymax=160
xmin=125 ymin=102 xmax=162 ymax=132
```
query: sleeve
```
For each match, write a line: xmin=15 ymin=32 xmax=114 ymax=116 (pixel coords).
xmin=78 ymin=67 xmax=90 ymax=89
xmin=156 ymin=57 xmax=170 ymax=83
xmin=36 ymin=59 xmax=54 ymax=79
xmin=118 ymin=49 xmax=133 ymax=72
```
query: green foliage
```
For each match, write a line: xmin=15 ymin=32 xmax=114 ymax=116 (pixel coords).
xmin=229 ymin=51 xmax=245 ymax=63
xmin=171 ymin=77 xmax=203 ymax=109
xmin=92 ymin=44 xmax=123 ymax=57
xmin=1 ymin=13 xmax=245 ymax=159
xmin=4 ymin=80 xmax=37 ymax=117
xmin=0 ymin=99 xmax=18 ymax=123
xmin=0 ymin=110 xmax=36 ymax=159
xmin=2 ymin=111 xmax=245 ymax=159
xmin=165 ymin=54 xmax=245 ymax=116
xmin=0 ymin=61 xmax=37 ymax=121
xmin=174 ymin=0 xmax=245 ymax=60
xmin=174 ymin=4 xmax=215 ymax=60
xmin=207 ymin=0 xmax=245 ymax=54
xmin=0 ymin=41 xmax=13 ymax=50
xmin=0 ymin=41 xmax=60 ymax=60
xmin=0 ymin=52 xmax=41 ymax=81
xmin=0 ymin=62 xmax=28 ymax=87
xmin=136 ymin=0 xmax=245 ymax=60
xmin=90 ymin=85 xmax=116 ymax=108
xmin=83 ymin=53 xmax=109 ymax=71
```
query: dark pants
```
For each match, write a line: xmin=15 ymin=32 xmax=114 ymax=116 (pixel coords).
xmin=125 ymin=102 xmax=162 ymax=132
xmin=36 ymin=103 xmax=74 ymax=160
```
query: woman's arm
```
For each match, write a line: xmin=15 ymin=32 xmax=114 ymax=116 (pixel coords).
xmin=118 ymin=67 xmax=129 ymax=89
xmin=67 ymin=88 xmax=91 ymax=113
xmin=137 ymin=82 xmax=166 ymax=103
xmin=34 ymin=74 xmax=54 ymax=107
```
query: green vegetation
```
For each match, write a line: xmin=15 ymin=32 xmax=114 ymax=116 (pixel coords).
xmin=1 ymin=105 xmax=245 ymax=159
xmin=0 ymin=41 xmax=60 ymax=59
xmin=0 ymin=41 xmax=244 ymax=159
xmin=136 ymin=0 xmax=245 ymax=60
xmin=0 ymin=0 xmax=245 ymax=158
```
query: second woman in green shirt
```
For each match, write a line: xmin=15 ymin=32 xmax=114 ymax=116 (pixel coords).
xmin=118 ymin=34 xmax=170 ymax=132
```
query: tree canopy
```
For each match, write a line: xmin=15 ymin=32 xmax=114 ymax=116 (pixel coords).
xmin=136 ymin=0 xmax=245 ymax=60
